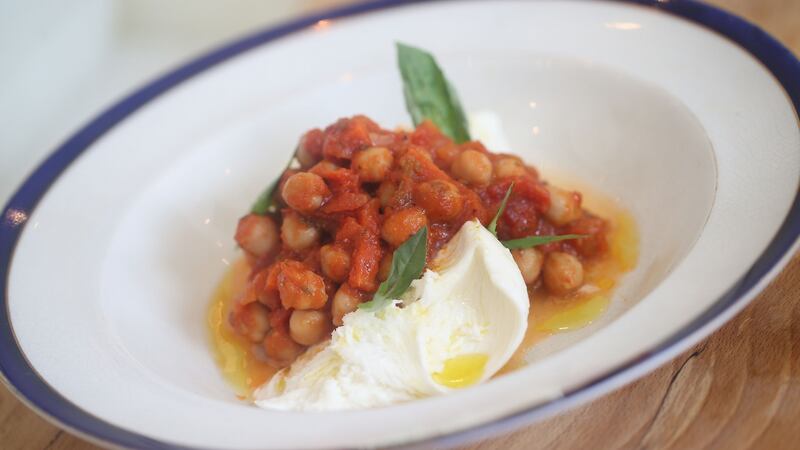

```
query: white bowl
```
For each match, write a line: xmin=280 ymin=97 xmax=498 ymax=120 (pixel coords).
xmin=2 ymin=1 xmax=799 ymax=449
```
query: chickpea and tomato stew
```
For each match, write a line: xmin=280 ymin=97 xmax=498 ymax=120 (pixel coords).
xmin=230 ymin=115 xmax=609 ymax=368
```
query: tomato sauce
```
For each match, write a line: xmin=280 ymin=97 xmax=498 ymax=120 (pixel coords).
xmin=224 ymin=115 xmax=633 ymax=376
xmin=210 ymin=189 xmax=638 ymax=394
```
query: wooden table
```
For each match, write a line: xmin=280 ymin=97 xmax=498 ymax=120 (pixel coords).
xmin=2 ymin=0 xmax=798 ymax=448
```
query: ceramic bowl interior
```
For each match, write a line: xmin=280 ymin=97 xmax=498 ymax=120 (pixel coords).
xmin=4 ymin=1 xmax=799 ymax=449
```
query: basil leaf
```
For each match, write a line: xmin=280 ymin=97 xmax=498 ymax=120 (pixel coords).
xmin=250 ymin=155 xmax=296 ymax=215
xmin=250 ymin=179 xmax=280 ymax=215
xmin=397 ymin=43 xmax=470 ymax=144
xmin=360 ymin=226 xmax=429 ymax=312
xmin=487 ymin=183 xmax=514 ymax=236
xmin=502 ymin=234 xmax=587 ymax=250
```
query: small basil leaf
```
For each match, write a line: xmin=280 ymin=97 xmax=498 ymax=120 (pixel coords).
xmin=397 ymin=43 xmax=471 ymax=143
xmin=501 ymin=234 xmax=587 ymax=250
xmin=250 ymin=178 xmax=281 ymax=215
xmin=250 ymin=155 xmax=296 ymax=215
xmin=487 ymin=183 xmax=514 ymax=236
xmin=360 ymin=226 xmax=429 ymax=312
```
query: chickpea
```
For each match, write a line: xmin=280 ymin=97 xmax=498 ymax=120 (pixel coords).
xmin=289 ymin=310 xmax=333 ymax=346
xmin=377 ymin=181 xmax=397 ymax=208
xmin=295 ymin=129 xmax=323 ymax=169
xmin=332 ymin=284 xmax=361 ymax=326
xmin=398 ymin=147 xmax=435 ymax=179
xmin=310 ymin=159 xmax=340 ymax=175
xmin=263 ymin=328 xmax=305 ymax=367
xmin=451 ymin=149 xmax=492 ymax=185
xmin=381 ymin=207 xmax=428 ymax=247
xmin=378 ymin=251 xmax=393 ymax=281
xmin=277 ymin=262 xmax=328 ymax=310
xmin=567 ymin=215 xmax=608 ymax=258
xmin=494 ymin=157 xmax=527 ymax=179
xmin=234 ymin=214 xmax=279 ymax=257
xmin=251 ymin=268 xmax=281 ymax=309
xmin=512 ymin=248 xmax=544 ymax=285
xmin=281 ymin=172 xmax=331 ymax=212
xmin=413 ymin=179 xmax=464 ymax=221
xmin=233 ymin=302 xmax=271 ymax=342
xmin=543 ymin=252 xmax=584 ymax=295
xmin=319 ymin=244 xmax=351 ymax=282
xmin=281 ymin=211 xmax=320 ymax=251
xmin=351 ymin=146 xmax=394 ymax=182
xmin=433 ymin=144 xmax=460 ymax=170
xmin=544 ymin=185 xmax=582 ymax=226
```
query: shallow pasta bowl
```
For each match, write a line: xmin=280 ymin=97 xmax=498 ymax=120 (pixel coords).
xmin=2 ymin=0 xmax=800 ymax=449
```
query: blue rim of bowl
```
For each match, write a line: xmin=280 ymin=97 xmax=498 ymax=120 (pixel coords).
xmin=1 ymin=0 xmax=799 ymax=449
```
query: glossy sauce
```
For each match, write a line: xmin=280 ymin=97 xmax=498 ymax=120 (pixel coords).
xmin=207 ymin=258 xmax=277 ymax=398
xmin=499 ymin=194 xmax=638 ymax=374
xmin=209 ymin=192 xmax=638 ymax=395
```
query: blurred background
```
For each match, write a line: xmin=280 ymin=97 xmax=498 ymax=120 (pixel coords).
xmin=0 ymin=0 xmax=351 ymax=203
xmin=0 ymin=0 xmax=795 ymax=205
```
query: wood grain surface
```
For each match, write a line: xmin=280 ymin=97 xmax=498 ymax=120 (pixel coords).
xmin=2 ymin=0 xmax=799 ymax=449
